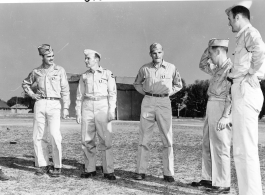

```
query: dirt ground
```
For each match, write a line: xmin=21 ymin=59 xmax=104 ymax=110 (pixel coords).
xmin=1 ymin=117 xmax=265 ymax=195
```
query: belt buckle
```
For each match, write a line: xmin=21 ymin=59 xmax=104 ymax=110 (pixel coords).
xmin=47 ymin=97 xmax=51 ymax=100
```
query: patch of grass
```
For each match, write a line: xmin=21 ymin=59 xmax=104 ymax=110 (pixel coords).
xmin=0 ymin=119 xmax=263 ymax=194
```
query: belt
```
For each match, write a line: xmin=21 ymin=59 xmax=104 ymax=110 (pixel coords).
xmin=208 ymin=96 xmax=226 ymax=101
xmin=84 ymin=96 xmax=108 ymax=101
xmin=41 ymin=97 xmax=60 ymax=100
xmin=145 ymin=92 xmax=168 ymax=97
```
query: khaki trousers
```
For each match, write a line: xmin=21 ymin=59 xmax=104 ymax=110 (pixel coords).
xmin=81 ymin=99 xmax=114 ymax=173
xmin=202 ymin=100 xmax=232 ymax=187
xmin=33 ymin=99 xmax=62 ymax=168
xmin=136 ymin=96 xmax=174 ymax=176
xmin=232 ymin=81 xmax=263 ymax=195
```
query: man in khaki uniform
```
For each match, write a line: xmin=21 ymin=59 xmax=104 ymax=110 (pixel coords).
xmin=133 ymin=43 xmax=182 ymax=182
xmin=76 ymin=49 xmax=117 ymax=180
xmin=191 ymin=39 xmax=232 ymax=194
xmin=225 ymin=1 xmax=265 ymax=194
xmin=22 ymin=44 xmax=70 ymax=177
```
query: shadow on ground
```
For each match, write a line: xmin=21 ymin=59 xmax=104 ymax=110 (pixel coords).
xmin=0 ymin=156 xmax=205 ymax=195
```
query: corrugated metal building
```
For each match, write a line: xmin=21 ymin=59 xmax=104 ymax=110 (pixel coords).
xmin=67 ymin=73 xmax=144 ymax=121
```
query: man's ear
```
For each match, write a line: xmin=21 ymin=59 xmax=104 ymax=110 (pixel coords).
xmin=235 ymin=13 xmax=240 ymax=21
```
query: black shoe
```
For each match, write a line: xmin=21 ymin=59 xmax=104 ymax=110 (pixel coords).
xmin=206 ymin=186 xmax=230 ymax=194
xmin=104 ymin=173 xmax=116 ymax=180
xmin=49 ymin=168 xmax=61 ymax=178
xmin=164 ymin=175 xmax=175 ymax=182
xmin=134 ymin=173 xmax=146 ymax=180
xmin=191 ymin=180 xmax=212 ymax=188
xmin=96 ymin=166 xmax=103 ymax=173
xmin=35 ymin=166 xmax=50 ymax=176
xmin=0 ymin=170 xmax=9 ymax=181
xmin=80 ymin=171 xmax=96 ymax=178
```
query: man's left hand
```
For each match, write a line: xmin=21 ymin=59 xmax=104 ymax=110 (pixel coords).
xmin=62 ymin=108 xmax=69 ymax=119
xmin=217 ymin=117 xmax=230 ymax=131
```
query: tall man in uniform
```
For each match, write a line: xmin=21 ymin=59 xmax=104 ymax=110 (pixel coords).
xmin=76 ymin=49 xmax=117 ymax=180
xmin=191 ymin=39 xmax=232 ymax=194
xmin=22 ymin=44 xmax=70 ymax=177
xmin=133 ymin=43 xmax=182 ymax=182
xmin=225 ymin=1 xmax=265 ymax=194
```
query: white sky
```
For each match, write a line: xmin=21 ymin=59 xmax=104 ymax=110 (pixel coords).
xmin=0 ymin=0 xmax=264 ymax=101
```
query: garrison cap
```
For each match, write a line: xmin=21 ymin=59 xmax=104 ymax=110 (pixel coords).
xmin=225 ymin=0 xmax=252 ymax=15
xmin=208 ymin=38 xmax=229 ymax=48
xmin=38 ymin=44 xmax=53 ymax=56
xmin=149 ymin=43 xmax=163 ymax=52
xmin=84 ymin=49 xmax=101 ymax=59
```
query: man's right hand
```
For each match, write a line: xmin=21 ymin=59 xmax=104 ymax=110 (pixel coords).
xmin=76 ymin=115 xmax=81 ymax=124
xmin=32 ymin=94 xmax=41 ymax=100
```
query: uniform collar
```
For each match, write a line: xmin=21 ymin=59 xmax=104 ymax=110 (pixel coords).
xmin=88 ymin=66 xmax=103 ymax=73
xmin=152 ymin=60 xmax=167 ymax=69
xmin=39 ymin=63 xmax=57 ymax=70
xmin=217 ymin=58 xmax=232 ymax=71
xmin=236 ymin=23 xmax=252 ymax=38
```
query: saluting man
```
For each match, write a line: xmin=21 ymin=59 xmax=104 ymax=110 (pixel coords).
xmin=225 ymin=1 xmax=265 ymax=194
xmin=22 ymin=44 xmax=70 ymax=177
xmin=133 ymin=43 xmax=182 ymax=182
xmin=191 ymin=39 xmax=232 ymax=194
xmin=76 ymin=49 xmax=117 ymax=180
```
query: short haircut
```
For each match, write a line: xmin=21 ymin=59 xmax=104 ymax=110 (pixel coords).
xmin=95 ymin=53 xmax=101 ymax=61
xmin=231 ymin=5 xmax=250 ymax=20
xmin=211 ymin=46 xmax=228 ymax=53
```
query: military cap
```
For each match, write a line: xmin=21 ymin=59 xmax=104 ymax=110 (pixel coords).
xmin=225 ymin=0 xmax=252 ymax=15
xmin=149 ymin=43 xmax=163 ymax=52
xmin=84 ymin=49 xmax=101 ymax=59
xmin=38 ymin=44 xmax=53 ymax=56
xmin=208 ymin=38 xmax=229 ymax=48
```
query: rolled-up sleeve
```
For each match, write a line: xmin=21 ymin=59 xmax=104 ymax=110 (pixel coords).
xmin=75 ymin=75 xmax=85 ymax=116
xmin=246 ymin=31 xmax=265 ymax=75
xmin=171 ymin=67 xmax=183 ymax=96
xmin=107 ymin=71 xmax=117 ymax=113
xmin=22 ymin=71 xmax=36 ymax=97
xmin=60 ymin=68 xmax=70 ymax=109
xmin=133 ymin=68 xmax=145 ymax=95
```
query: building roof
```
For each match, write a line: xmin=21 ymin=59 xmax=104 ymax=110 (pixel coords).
xmin=10 ymin=104 xmax=28 ymax=109
xmin=116 ymin=77 xmax=135 ymax=85
xmin=67 ymin=73 xmax=81 ymax=83
xmin=0 ymin=100 xmax=10 ymax=109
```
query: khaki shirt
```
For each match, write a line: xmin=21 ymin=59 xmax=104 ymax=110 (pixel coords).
xmin=229 ymin=24 xmax=265 ymax=80
xmin=199 ymin=48 xmax=233 ymax=117
xmin=22 ymin=64 xmax=70 ymax=109
xmin=75 ymin=66 xmax=117 ymax=116
xmin=133 ymin=60 xmax=182 ymax=96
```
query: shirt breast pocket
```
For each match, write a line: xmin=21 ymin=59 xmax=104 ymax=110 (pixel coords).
xmin=84 ymin=78 xmax=93 ymax=93
xmin=36 ymin=75 xmax=45 ymax=90
xmin=234 ymin=45 xmax=249 ymax=65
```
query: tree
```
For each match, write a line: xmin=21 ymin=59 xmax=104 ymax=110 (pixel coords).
xmin=185 ymin=79 xmax=209 ymax=118
xmin=7 ymin=95 xmax=35 ymax=112
xmin=170 ymin=78 xmax=187 ymax=117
